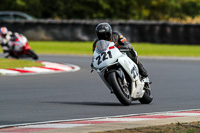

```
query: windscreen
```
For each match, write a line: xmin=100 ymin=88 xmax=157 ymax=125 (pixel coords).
xmin=95 ymin=40 xmax=110 ymax=54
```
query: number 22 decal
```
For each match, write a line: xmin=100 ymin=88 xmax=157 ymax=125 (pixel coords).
xmin=96 ymin=51 xmax=112 ymax=65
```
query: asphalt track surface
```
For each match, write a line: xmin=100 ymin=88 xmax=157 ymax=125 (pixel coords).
xmin=0 ymin=55 xmax=200 ymax=126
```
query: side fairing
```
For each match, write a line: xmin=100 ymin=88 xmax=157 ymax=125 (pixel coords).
xmin=118 ymin=56 xmax=139 ymax=81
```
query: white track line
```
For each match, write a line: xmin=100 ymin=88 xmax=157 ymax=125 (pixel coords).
xmin=0 ymin=108 xmax=199 ymax=129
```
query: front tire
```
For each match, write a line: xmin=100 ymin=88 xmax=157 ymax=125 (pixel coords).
xmin=27 ymin=49 xmax=38 ymax=60
xmin=107 ymin=72 xmax=132 ymax=106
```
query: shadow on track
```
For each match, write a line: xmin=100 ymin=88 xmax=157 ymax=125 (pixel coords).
xmin=44 ymin=101 xmax=141 ymax=106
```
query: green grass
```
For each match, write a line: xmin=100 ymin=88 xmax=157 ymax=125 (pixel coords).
xmin=0 ymin=58 xmax=43 ymax=69
xmin=28 ymin=41 xmax=200 ymax=57
xmin=134 ymin=43 xmax=200 ymax=57
xmin=29 ymin=41 xmax=93 ymax=55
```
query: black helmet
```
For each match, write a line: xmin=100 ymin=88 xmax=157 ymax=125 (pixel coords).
xmin=95 ymin=23 xmax=112 ymax=41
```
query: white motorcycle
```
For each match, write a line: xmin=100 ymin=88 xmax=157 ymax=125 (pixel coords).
xmin=91 ymin=40 xmax=153 ymax=106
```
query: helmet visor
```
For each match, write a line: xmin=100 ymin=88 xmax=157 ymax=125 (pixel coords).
xmin=97 ymin=32 xmax=111 ymax=41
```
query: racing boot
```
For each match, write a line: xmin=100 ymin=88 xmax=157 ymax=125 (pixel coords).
xmin=137 ymin=60 xmax=148 ymax=78
xmin=132 ymin=57 xmax=148 ymax=78
xmin=125 ymin=46 xmax=148 ymax=78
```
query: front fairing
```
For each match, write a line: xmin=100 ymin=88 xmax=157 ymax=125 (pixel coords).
xmin=12 ymin=42 xmax=24 ymax=52
xmin=11 ymin=34 xmax=29 ymax=52
xmin=92 ymin=41 xmax=123 ymax=69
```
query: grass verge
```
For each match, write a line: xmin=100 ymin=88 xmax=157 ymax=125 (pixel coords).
xmin=28 ymin=41 xmax=200 ymax=57
xmin=94 ymin=121 xmax=200 ymax=133
xmin=29 ymin=41 xmax=92 ymax=55
xmin=0 ymin=58 xmax=43 ymax=69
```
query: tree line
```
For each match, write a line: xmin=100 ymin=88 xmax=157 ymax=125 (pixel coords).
xmin=1 ymin=0 xmax=200 ymax=22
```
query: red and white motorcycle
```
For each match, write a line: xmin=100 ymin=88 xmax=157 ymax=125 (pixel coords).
xmin=8 ymin=33 xmax=38 ymax=60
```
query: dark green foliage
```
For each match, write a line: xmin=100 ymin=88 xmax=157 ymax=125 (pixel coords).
xmin=0 ymin=0 xmax=200 ymax=20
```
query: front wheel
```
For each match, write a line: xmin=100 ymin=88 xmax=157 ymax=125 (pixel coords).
xmin=107 ymin=72 xmax=132 ymax=106
xmin=27 ymin=49 xmax=38 ymax=60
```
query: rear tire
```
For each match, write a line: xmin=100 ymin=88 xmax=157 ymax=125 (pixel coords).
xmin=139 ymin=83 xmax=153 ymax=104
xmin=27 ymin=49 xmax=38 ymax=60
xmin=107 ymin=72 xmax=132 ymax=106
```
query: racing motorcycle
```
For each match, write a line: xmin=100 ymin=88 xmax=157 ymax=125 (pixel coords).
xmin=8 ymin=33 xmax=38 ymax=60
xmin=91 ymin=40 xmax=153 ymax=106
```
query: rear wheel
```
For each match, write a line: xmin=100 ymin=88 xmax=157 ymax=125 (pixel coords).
xmin=139 ymin=83 xmax=153 ymax=104
xmin=107 ymin=72 xmax=132 ymax=106
xmin=27 ymin=49 xmax=38 ymax=60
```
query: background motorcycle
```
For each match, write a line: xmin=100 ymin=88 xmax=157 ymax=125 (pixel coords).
xmin=91 ymin=40 xmax=153 ymax=106
xmin=9 ymin=34 xmax=38 ymax=60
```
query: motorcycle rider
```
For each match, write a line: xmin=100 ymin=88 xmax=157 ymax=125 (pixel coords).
xmin=0 ymin=27 xmax=23 ymax=58
xmin=92 ymin=22 xmax=148 ymax=78
xmin=0 ymin=27 xmax=15 ymax=58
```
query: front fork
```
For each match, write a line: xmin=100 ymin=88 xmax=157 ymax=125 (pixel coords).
xmin=96 ymin=66 xmax=129 ymax=94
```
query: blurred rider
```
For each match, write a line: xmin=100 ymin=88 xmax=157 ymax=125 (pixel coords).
xmin=92 ymin=22 xmax=148 ymax=78
xmin=0 ymin=27 xmax=13 ymax=58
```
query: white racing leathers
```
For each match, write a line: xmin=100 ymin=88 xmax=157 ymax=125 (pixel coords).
xmin=0 ymin=31 xmax=12 ymax=57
